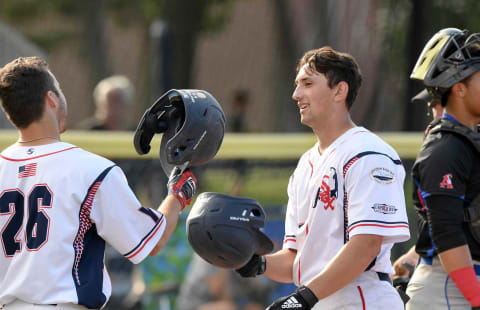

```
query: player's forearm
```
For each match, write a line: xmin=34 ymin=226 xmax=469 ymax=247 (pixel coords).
xmin=438 ymin=245 xmax=473 ymax=273
xmin=306 ymin=234 xmax=382 ymax=300
xmin=149 ymin=194 xmax=182 ymax=256
xmin=264 ymin=248 xmax=297 ymax=283
xmin=439 ymin=245 xmax=480 ymax=307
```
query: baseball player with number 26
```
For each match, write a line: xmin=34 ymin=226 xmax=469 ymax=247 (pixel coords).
xmin=236 ymin=47 xmax=410 ymax=309
xmin=0 ymin=57 xmax=198 ymax=310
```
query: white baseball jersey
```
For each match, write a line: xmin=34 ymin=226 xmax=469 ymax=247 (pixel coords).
xmin=283 ymin=127 xmax=410 ymax=287
xmin=0 ymin=142 xmax=166 ymax=309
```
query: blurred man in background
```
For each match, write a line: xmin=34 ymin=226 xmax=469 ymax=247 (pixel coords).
xmin=77 ymin=75 xmax=134 ymax=131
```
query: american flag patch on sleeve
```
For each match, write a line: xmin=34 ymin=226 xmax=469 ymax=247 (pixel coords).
xmin=18 ymin=163 xmax=37 ymax=178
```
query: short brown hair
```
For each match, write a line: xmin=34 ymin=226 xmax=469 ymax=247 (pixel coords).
xmin=296 ymin=46 xmax=362 ymax=109
xmin=0 ymin=56 xmax=58 ymax=128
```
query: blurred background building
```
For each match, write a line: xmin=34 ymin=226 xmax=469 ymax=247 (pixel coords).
xmin=2 ymin=0 xmax=479 ymax=133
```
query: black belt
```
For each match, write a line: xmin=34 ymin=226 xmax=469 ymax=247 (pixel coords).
xmin=376 ymin=272 xmax=392 ymax=285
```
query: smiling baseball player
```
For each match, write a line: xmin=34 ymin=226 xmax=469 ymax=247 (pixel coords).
xmin=236 ymin=47 xmax=410 ymax=310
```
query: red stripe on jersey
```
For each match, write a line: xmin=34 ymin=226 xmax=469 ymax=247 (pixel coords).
xmin=348 ymin=223 xmax=409 ymax=233
xmin=343 ymin=157 xmax=359 ymax=176
xmin=73 ymin=181 xmax=102 ymax=285
xmin=308 ymin=159 xmax=313 ymax=178
xmin=283 ymin=238 xmax=296 ymax=244
xmin=417 ymin=188 xmax=426 ymax=212
xmin=357 ymin=286 xmax=366 ymax=310
xmin=126 ymin=217 xmax=165 ymax=260
xmin=0 ymin=146 xmax=78 ymax=162
xmin=298 ymin=258 xmax=301 ymax=284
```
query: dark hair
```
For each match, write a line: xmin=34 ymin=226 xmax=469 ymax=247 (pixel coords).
xmin=296 ymin=46 xmax=362 ymax=109
xmin=0 ymin=56 xmax=58 ymax=128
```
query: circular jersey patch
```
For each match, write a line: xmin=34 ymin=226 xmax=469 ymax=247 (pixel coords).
xmin=370 ymin=167 xmax=394 ymax=184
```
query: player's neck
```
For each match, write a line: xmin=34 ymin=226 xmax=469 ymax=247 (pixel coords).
xmin=314 ymin=117 xmax=355 ymax=154
xmin=17 ymin=121 xmax=61 ymax=146
xmin=444 ymin=101 xmax=480 ymax=131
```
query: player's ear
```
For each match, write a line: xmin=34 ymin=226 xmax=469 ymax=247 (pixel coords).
xmin=452 ymin=82 xmax=467 ymax=98
xmin=45 ymin=90 xmax=59 ymax=109
xmin=334 ymin=81 xmax=349 ymax=103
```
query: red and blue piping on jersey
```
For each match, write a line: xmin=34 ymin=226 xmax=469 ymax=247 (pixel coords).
xmin=414 ymin=178 xmax=431 ymax=212
xmin=0 ymin=146 xmax=78 ymax=162
xmin=123 ymin=212 xmax=164 ymax=260
xmin=283 ymin=234 xmax=296 ymax=244
xmin=344 ymin=151 xmax=403 ymax=176
xmin=72 ymin=165 xmax=115 ymax=309
xmin=342 ymin=151 xmax=403 ymax=243
xmin=348 ymin=220 xmax=409 ymax=233
xmin=343 ymin=188 xmax=349 ymax=242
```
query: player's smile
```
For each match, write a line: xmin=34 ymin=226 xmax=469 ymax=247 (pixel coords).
xmin=298 ymin=102 xmax=309 ymax=112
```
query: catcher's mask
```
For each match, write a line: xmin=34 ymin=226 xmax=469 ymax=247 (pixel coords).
xmin=410 ymin=28 xmax=480 ymax=98
xmin=134 ymin=89 xmax=225 ymax=175
xmin=186 ymin=192 xmax=274 ymax=269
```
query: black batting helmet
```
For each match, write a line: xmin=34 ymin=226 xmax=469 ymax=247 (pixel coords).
xmin=411 ymin=28 xmax=480 ymax=98
xmin=133 ymin=89 xmax=225 ymax=175
xmin=186 ymin=192 xmax=274 ymax=269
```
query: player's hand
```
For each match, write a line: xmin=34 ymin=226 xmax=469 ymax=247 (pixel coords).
xmin=392 ymin=250 xmax=417 ymax=279
xmin=266 ymin=286 xmax=318 ymax=310
xmin=236 ymin=254 xmax=266 ymax=277
xmin=167 ymin=167 xmax=197 ymax=210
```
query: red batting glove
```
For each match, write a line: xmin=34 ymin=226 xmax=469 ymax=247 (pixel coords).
xmin=167 ymin=167 xmax=197 ymax=210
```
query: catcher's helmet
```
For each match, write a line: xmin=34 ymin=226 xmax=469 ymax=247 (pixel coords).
xmin=186 ymin=192 xmax=274 ymax=269
xmin=410 ymin=28 xmax=480 ymax=97
xmin=134 ymin=89 xmax=225 ymax=175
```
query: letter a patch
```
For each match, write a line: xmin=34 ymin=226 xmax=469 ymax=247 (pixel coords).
xmin=440 ymin=173 xmax=453 ymax=189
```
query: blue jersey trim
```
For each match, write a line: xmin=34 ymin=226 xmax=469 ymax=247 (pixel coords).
xmin=442 ymin=113 xmax=459 ymax=123
xmin=413 ymin=178 xmax=431 ymax=199
xmin=139 ymin=206 xmax=160 ymax=222
xmin=72 ymin=165 xmax=115 ymax=309
xmin=123 ymin=213 xmax=164 ymax=257
xmin=444 ymin=275 xmax=452 ymax=310
xmin=426 ymin=223 xmax=436 ymax=257
xmin=343 ymin=151 xmax=402 ymax=173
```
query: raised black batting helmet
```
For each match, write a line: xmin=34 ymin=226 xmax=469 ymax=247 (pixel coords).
xmin=133 ymin=89 xmax=225 ymax=175
xmin=411 ymin=28 xmax=480 ymax=98
xmin=186 ymin=192 xmax=274 ymax=269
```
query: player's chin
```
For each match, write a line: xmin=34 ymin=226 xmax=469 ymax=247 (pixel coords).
xmin=299 ymin=116 xmax=311 ymax=127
